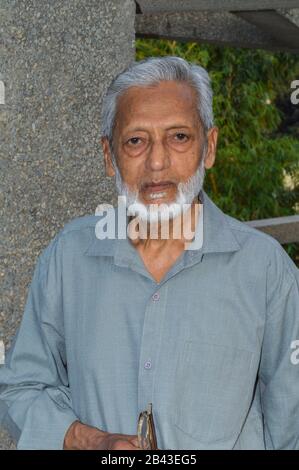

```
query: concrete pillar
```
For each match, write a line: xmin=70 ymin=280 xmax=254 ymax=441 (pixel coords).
xmin=0 ymin=0 xmax=135 ymax=449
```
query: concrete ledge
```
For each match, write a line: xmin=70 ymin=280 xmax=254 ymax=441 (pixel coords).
xmin=136 ymin=11 xmax=292 ymax=52
xmin=245 ymin=215 xmax=299 ymax=244
xmin=136 ymin=2 xmax=299 ymax=52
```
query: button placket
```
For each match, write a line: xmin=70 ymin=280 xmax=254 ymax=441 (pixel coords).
xmin=138 ymin=285 xmax=168 ymax=412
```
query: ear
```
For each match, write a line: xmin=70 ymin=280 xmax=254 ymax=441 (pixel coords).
xmin=204 ymin=127 xmax=219 ymax=169
xmin=101 ymin=137 xmax=116 ymax=177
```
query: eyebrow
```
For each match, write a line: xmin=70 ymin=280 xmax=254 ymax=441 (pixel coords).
xmin=124 ymin=124 xmax=192 ymax=133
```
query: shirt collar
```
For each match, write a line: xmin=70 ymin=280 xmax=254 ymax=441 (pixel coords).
xmin=200 ymin=190 xmax=240 ymax=254
xmin=84 ymin=189 xmax=241 ymax=259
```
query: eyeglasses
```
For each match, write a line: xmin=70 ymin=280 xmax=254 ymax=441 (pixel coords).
xmin=137 ymin=403 xmax=158 ymax=450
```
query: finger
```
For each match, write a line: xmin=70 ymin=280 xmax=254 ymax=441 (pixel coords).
xmin=131 ymin=437 xmax=140 ymax=448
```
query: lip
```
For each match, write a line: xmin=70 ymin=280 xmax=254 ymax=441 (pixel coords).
xmin=143 ymin=181 xmax=174 ymax=192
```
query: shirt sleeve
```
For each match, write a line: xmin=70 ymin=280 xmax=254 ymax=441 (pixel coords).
xmin=259 ymin=244 xmax=299 ymax=450
xmin=0 ymin=233 xmax=78 ymax=449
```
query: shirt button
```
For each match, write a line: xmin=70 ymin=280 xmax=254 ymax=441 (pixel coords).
xmin=144 ymin=360 xmax=152 ymax=369
xmin=152 ymin=292 xmax=160 ymax=301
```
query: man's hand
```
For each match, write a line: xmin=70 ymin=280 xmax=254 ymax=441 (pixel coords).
xmin=63 ymin=420 xmax=141 ymax=450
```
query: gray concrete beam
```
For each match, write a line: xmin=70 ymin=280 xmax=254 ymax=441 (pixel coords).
xmin=235 ymin=9 xmax=299 ymax=50
xmin=135 ymin=10 xmax=298 ymax=52
xmin=136 ymin=0 xmax=299 ymax=14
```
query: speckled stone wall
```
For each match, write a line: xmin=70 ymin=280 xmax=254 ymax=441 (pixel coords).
xmin=0 ymin=0 xmax=135 ymax=449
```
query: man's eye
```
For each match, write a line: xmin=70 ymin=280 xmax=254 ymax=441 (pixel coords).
xmin=174 ymin=133 xmax=189 ymax=142
xmin=127 ymin=137 xmax=142 ymax=145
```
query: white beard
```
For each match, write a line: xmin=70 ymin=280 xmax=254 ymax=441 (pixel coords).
xmin=114 ymin=155 xmax=206 ymax=224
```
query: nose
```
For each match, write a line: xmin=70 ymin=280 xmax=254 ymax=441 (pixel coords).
xmin=145 ymin=139 xmax=170 ymax=172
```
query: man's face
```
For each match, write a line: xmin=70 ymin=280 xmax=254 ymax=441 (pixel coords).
xmin=102 ymin=80 xmax=218 ymax=220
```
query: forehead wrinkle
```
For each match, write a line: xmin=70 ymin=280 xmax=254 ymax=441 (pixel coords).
xmin=121 ymin=122 xmax=195 ymax=135
xmin=118 ymin=80 xmax=196 ymax=113
xmin=114 ymin=82 xmax=200 ymax=139
xmin=118 ymin=100 xmax=198 ymax=132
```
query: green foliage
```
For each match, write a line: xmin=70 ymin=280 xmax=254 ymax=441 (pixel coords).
xmin=136 ymin=39 xmax=299 ymax=265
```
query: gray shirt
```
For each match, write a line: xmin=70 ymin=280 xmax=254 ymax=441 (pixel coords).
xmin=0 ymin=190 xmax=299 ymax=449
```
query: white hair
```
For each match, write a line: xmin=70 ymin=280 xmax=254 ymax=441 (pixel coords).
xmin=101 ymin=56 xmax=214 ymax=152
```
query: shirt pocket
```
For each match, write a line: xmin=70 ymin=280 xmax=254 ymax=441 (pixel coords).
xmin=172 ymin=340 xmax=255 ymax=444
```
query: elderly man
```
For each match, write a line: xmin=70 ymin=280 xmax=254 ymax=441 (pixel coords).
xmin=0 ymin=56 xmax=299 ymax=451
